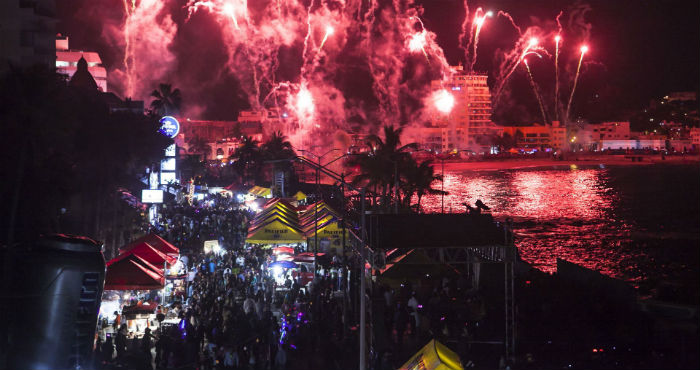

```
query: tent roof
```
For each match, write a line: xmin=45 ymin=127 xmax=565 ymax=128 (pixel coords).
xmin=300 ymin=210 xmax=339 ymax=229
xmin=294 ymin=191 xmax=307 ymax=201
xmin=262 ymin=197 xmax=297 ymax=211
xmin=123 ymin=234 xmax=179 ymax=256
xmin=109 ymin=242 xmax=177 ymax=268
xmin=104 ymin=254 xmax=164 ymax=291
xmin=248 ymin=186 xmax=272 ymax=197
xmin=298 ymin=201 xmax=335 ymax=215
xmin=250 ymin=211 xmax=299 ymax=229
xmin=299 ymin=206 xmax=340 ymax=221
xmin=302 ymin=215 xmax=341 ymax=234
xmin=246 ymin=219 xmax=306 ymax=244
xmin=255 ymin=204 xmax=298 ymax=222
xmin=399 ymin=339 xmax=463 ymax=370
xmin=249 ymin=215 xmax=303 ymax=234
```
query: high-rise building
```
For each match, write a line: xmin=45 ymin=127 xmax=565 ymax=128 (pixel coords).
xmin=429 ymin=66 xmax=500 ymax=153
xmin=55 ymin=35 xmax=108 ymax=92
xmin=0 ymin=0 xmax=56 ymax=73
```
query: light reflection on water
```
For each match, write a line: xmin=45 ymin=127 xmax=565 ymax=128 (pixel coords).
xmin=419 ymin=166 xmax=682 ymax=286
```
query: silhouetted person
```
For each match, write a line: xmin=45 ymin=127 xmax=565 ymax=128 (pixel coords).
xmin=142 ymin=327 xmax=155 ymax=369
xmin=395 ymin=301 xmax=409 ymax=351
xmin=462 ymin=202 xmax=479 ymax=214
xmin=475 ymin=199 xmax=490 ymax=211
xmin=102 ymin=335 xmax=114 ymax=364
xmin=115 ymin=324 xmax=128 ymax=361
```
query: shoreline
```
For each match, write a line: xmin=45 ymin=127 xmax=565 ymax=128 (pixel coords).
xmin=436 ymin=154 xmax=700 ymax=171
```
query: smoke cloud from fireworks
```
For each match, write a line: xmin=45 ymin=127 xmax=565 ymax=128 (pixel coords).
xmin=84 ymin=0 xmax=599 ymax=145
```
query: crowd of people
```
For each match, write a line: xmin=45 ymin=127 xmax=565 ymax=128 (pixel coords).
xmin=95 ymin=193 xmax=363 ymax=370
xmin=94 ymin=192 xmax=491 ymax=370
xmin=157 ymin=193 xmax=250 ymax=253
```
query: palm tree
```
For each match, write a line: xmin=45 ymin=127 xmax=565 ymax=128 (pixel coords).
xmin=262 ymin=131 xmax=296 ymax=161
xmin=261 ymin=131 xmax=296 ymax=195
xmin=186 ymin=136 xmax=211 ymax=160
xmin=401 ymin=159 xmax=446 ymax=211
xmin=230 ymin=136 xmax=262 ymax=185
xmin=150 ymin=83 xmax=181 ymax=116
xmin=367 ymin=125 xmax=417 ymax=210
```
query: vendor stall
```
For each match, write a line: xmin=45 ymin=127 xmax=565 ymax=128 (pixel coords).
xmin=122 ymin=233 xmax=179 ymax=258
xmin=109 ymin=241 xmax=177 ymax=269
xmin=121 ymin=301 xmax=160 ymax=338
xmin=246 ymin=217 xmax=306 ymax=245
xmin=104 ymin=254 xmax=164 ymax=291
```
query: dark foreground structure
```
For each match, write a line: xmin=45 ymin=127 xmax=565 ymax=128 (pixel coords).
xmin=0 ymin=234 xmax=105 ymax=370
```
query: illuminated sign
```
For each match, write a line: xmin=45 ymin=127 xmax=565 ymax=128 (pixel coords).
xmin=159 ymin=116 xmax=180 ymax=138
xmin=160 ymin=171 xmax=178 ymax=184
xmin=142 ymin=189 xmax=164 ymax=203
xmin=161 ymin=158 xmax=176 ymax=172
xmin=164 ymin=144 xmax=176 ymax=157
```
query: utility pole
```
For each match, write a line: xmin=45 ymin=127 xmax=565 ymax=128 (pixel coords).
xmin=314 ymin=155 xmax=320 ymax=274
xmin=359 ymin=188 xmax=367 ymax=370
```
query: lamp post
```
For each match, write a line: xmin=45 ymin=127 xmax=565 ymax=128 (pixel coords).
xmin=281 ymin=153 xmax=369 ymax=369
xmin=297 ymin=148 xmax=339 ymax=275
xmin=437 ymin=149 xmax=471 ymax=213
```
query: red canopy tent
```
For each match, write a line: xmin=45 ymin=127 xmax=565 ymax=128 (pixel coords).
xmin=104 ymin=254 xmax=165 ymax=291
xmin=272 ymin=246 xmax=294 ymax=255
xmin=293 ymin=252 xmax=324 ymax=263
xmin=121 ymin=234 xmax=179 ymax=257
xmin=111 ymin=242 xmax=177 ymax=269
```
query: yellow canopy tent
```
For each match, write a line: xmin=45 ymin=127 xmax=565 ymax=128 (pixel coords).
xmin=299 ymin=209 xmax=338 ymax=230
xmin=246 ymin=218 xmax=306 ymax=244
xmin=262 ymin=197 xmax=297 ymax=209
xmin=253 ymin=205 xmax=298 ymax=224
xmin=250 ymin=213 xmax=300 ymax=232
xmin=248 ymin=186 xmax=272 ymax=198
xmin=304 ymin=216 xmax=349 ymax=255
xmin=294 ymin=191 xmax=307 ymax=201
xmin=399 ymin=339 xmax=463 ymax=370
xmin=299 ymin=204 xmax=340 ymax=223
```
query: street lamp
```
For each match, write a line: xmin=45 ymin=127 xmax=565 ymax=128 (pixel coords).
xmin=281 ymin=153 xmax=369 ymax=370
xmin=435 ymin=149 xmax=471 ymax=213
xmin=296 ymin=148 xmax=340 ymax=274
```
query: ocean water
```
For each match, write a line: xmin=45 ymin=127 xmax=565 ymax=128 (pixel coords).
xmin=419 ymin=163 xmax=700 ymax=296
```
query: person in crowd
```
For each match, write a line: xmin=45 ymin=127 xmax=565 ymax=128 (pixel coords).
xmin=141 ymin=327 xmax=156 ymax=369
xmin=101 ymin=335 xmax=114 ymax=365
xmin=115 ymin=324 xmax=128 ymax=361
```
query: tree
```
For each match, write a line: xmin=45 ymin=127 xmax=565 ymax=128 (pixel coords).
xmin=150 ymin=83 xmax=181 ymax=117
xmin=0 ymin=65 xmax=170 ymax=245
xmin=186 ymin=136 xmax=212 ymax=160
xmin=262 ymin=131 xmax=295 ymax=161
xmin=347 ymin=125 xmax=418 ymax=212
xmin=230 ymin=136 xmax=262 ymax=185
xmin=400 ymin=159 xmax=446 ymax=212
xmin=261 ymin=131 xmax=296 ymax=195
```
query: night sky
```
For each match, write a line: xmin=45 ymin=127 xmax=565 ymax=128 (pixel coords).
xmin=56 ymin=0 xmax=699 ymax=123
